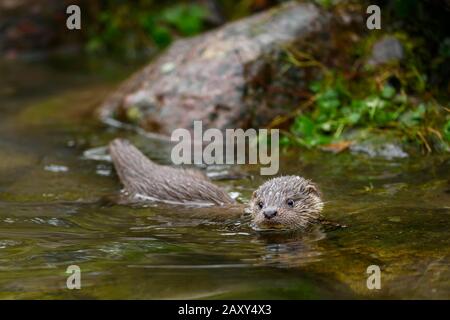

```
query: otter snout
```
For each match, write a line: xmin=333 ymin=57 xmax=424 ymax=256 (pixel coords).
xmin=263 ymin=208 xmax=278 ymax=219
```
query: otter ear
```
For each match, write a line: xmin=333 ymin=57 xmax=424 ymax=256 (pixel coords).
xmin=306 ymin=183 xmax=320 ymax=196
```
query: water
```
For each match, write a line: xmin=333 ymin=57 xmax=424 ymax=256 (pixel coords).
xmin=0 ymin=61 xmax=448 ymax=299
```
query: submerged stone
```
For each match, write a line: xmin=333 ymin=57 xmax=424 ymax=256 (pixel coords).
xmin=345 ymin=129 xmax=409 ymax=159
xmin=350 ymin=141 xmax=408 ymax=160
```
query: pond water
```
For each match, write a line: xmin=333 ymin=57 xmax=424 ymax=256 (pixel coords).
xmin=0 ymin=61 xmax=448 ymax=299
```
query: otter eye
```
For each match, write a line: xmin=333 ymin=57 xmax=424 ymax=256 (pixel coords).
xmin=286 ymin=199 xmax=295 ymax=207
xmin=258 ymin=201 xmax=264 ymax=209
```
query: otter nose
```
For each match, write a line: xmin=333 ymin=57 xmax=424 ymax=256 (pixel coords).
xmin=263 ymin=208 xmax=277 ymax=219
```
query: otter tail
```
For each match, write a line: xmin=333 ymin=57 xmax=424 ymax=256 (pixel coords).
xmin=108 ymin=139 xmax=235 ymax=205
xmin=109 ymin=138 xmax=158 ymax=196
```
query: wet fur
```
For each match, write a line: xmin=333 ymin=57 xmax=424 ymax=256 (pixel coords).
xmin=108 ymin=139 xmax=323 ymax=229
xmin=249 ymin=176 xmax=324 ymax=230
xmin=109 ymin=139 xmax=235 ymax=206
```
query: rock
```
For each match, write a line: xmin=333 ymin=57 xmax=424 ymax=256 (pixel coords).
xmin=350 ymin=140 xmax=408 ymax=160
xmin=367 ymin=36 xmax=404 ymax=66
xmin=344 ymin=128 xmax=410 ymax=160
xmin=98 ymin=2 xmax=329 ymax=135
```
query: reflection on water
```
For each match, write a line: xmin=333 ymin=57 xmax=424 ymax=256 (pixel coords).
xmin=0 ymin=61 xmax=448 ymax=299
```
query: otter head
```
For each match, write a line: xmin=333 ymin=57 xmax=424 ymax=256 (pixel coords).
xmin=249 ymin=176 xmax=323 ymax=230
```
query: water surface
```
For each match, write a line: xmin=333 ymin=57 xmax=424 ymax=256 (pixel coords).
xmin=0 ymin=61 xmax=448 ymax=299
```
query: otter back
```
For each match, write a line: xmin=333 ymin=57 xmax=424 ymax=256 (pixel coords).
xmin=109 ymin=139 xmax=235 ymax=206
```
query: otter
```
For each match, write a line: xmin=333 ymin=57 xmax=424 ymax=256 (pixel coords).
xmin=108 ymin=138 xmax=324 ymax=230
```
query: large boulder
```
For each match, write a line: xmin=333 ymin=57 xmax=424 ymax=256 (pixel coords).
xmin=98 ymin=1 xmax=330 ymax=135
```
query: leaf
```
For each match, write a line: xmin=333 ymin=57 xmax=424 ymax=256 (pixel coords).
xmin=365 ymin=96 xmax=386 ymax=119
xmin=151 ymin=26 xmax=172 ymax=48
xmin=316 ymin=88 xmax=341 ymax=120
xmin=374 ymin=111 xmax=398 ymax=125
xmin=399 ymin=103 xmax=426 ymax=127
xmin=280 ymin=136 xmax=292 ymax=146
xmin=163 ymin=4 xmax=206 ymax=36
xmin=347 ymin=112 xmax=361 ymax=124
xmin=309 ymin=81 xmax=322 ymax=93
xmin=318 ymin=98 xmax=340 ymax=111
xmin=320 ymin=122 xmax=333 ymax=132
xmin=292 ymin=115 xmax=315 ymax=137
xmin=381 ymin=85 xmax=396 ymax=99
xmin=443 ymin=119 xmax=450 ymax=141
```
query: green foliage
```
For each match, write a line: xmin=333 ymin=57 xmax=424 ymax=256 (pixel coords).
xmin=444 ymin=120 xmax=450 ymax=142
xmin=86 ymin=2 xmax=207 ymax=58
xmin=287 ymin=72 xmax=445 ymax=151
xmin=162 ymin=4 xmax=206 ymax=36
xmin=282 ymin=14 xmax=449 ymax=153
xmin=399 ymin=104 xmax=425 ymax=128
xmin=393 ymin=0 xmax=419 ymax=18
xmin=312 ymin=0 xmax=336 ymax=9
xmin=139 ymin=4 xmax=207 ymax=48
xmin=293 ymin=80 xmax=381 ymax=147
